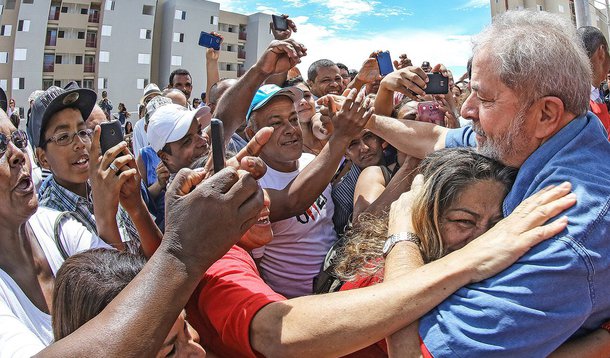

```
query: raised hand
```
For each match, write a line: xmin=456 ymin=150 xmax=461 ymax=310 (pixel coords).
xmin=331 ymin=88 xmax=375 ymax=140
xmin=255 ymin=39 xmax=307 ymax=76
xmin=156 ymin=161 xmax=170 ymax=189
xmin=393 ymin=53 xmax=413 ymax=70
xmin=380 ymin=66 xmax=428 ymax=101
xmin=205 ymin=31 xmax=223 ymax=62
xmin=269 ymin=14 xmax=297 ymax=40
xmin=356 ymin=52 xmax=382 ymax=84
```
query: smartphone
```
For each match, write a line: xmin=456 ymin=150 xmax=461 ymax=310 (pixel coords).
xmin=417 ymin=101 xmax=445 ymax=126
xmin=100 ymin=120 xmax=124 ymax=154
xmin=210 ymin=119 xmax=225 ymax=174
xmin=376 ymin=51 xmax=393 ymax=76
xmin=425 ymin=73 xmax=449 ymax=94
xmin=272 ymin=14 xmax=288 ymax=31
xmin=198 ymin=31 xmax=221 ymax=50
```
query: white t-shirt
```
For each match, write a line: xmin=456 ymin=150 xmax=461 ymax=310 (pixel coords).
xmin=132 ymin=117 xmax=148 ymax=159
xmin=253 ymin=153 xmax=337 ymax=298
xmin=0 ymin=207 xmax=110 ymax=358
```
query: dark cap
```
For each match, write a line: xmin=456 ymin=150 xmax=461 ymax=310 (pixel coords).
xmin=0 ymin=87 xmax=6 ymax=113
xmin=28 ymin=84 xmax=97 ymax=147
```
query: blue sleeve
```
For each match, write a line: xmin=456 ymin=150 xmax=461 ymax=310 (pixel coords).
xmin=444 ymin=126 xmax=477 ymax=148
xmin=420 ymin=237 xmax=593 ymax=357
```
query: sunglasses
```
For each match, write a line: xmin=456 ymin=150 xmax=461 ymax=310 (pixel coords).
xmin=0 ymin=130 xmax=28 ymax=157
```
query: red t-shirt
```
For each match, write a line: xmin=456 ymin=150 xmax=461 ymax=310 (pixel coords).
xmin=340 ymin=273 xmax=433 ymax=358
xmin=186 ymin=245 xmax=286 ymax=358
xmin=589 ymin=100 xmax=610 ymax=140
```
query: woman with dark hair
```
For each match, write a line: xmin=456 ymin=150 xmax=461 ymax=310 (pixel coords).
xmin=52 ymin=249 xmax=206 ymax=357
xmin=116 ymin=102 xmax=130 ymax=126
xmin=283 ymin=76 xmax=326 ymax=155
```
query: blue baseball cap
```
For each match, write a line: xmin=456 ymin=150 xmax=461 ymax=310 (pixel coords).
xmin=246 ymin=84 xmax=303 ymax=123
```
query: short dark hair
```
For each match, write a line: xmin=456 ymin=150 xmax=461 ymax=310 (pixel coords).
xmin=283 ymin=75 xmax=306 ymax=87
xmin=336 ymin=62 xmax=348 ymax=72
xmin=169 ymin=68 xmax=191 ymax=86
xmin=307 ymin=59 xmax=337 ymax=82
xmin=577 ymin=26 xmax=608 ymax=58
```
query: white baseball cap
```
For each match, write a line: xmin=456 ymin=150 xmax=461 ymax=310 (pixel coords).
xmin=147 ymin=103 xmax=211 ymax=152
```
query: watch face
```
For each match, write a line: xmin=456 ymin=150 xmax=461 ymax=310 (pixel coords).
xmin=382 ymin=236 xmax=394 ymax=255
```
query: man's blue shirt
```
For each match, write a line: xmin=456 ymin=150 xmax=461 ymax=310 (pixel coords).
xmin=420 ymin=112 xmax=610 ymax=356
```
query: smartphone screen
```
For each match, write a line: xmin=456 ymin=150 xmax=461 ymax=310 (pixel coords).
xmin=376 ymin=51 xmax=393 ymax=76
xmin=210 ymin=119 xmax=225 ymax=174
xmin=425 ymin=73 xmax=449 ymax=94
xmin=198 ymin=31 xmax=221 ymax=50
xmin=272 ymin=15 xmax=288 ymax=31
xmin=100 ymin=120 xmax=124 ymax=154
xmin=417 ymin=101 xmax=445 ymax=126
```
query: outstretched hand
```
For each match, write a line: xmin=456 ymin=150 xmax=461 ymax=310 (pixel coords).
xmin=255 ymin=39 xmax=307 ymax=76
xmin=205 ymin=32 xmax=223 ymax=62
xmin=269 ymin=14 xmax=297 ymax=40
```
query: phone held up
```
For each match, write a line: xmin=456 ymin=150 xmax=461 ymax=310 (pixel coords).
xmin=425 ymin=73 xmax=449 ymax=95
xmin=417 ymin=101 xmax=445 ymax=126
xmin=376 ymin=51 xmax=394 ymax=77
xmin=210 ymin=119 xmax=225 ymax=174
xmin=271 ymin=14 xmax=289 ymax=31
xmin=198 ymin=31 xmax=221 ymax=51
xmin=100 ymin=120 xmax=124 ymax=154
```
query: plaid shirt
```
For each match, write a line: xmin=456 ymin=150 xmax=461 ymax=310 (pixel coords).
xmin=38 ymin=176 xmax=142 ymax=255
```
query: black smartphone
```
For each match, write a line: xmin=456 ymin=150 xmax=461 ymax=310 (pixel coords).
xmin=100 ymin=120 xmax=124 ymax=154
xmin=210 ymin=119 xmax=225 ymax=174
xmin=376 ymin=51 xmax=394 ymax=76
xmin=272 ymin=14 xmax=288 ymax=31
xmin=425 ymin=73 xmax=449 ymax=94
xmin=198 ymin=31 xmax=221 ymax=50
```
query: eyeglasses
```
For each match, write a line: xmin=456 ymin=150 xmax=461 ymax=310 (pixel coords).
xmin=44 ymin=129 xmax=92 ymax=146
xmin=0 ymin=130 xmax=28 ymax=157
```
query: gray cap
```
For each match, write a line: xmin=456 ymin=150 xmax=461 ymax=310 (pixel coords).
xmin=28 ymin=84 xmax=97 ymax=147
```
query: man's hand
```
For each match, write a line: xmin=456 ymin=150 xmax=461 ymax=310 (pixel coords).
xmin=387 ymin=174 xmax=424 ymax=236
xmin=393 ymin=53 xmax=413 ymax=70
xmin=356 ymin=52 xmax=382 ymax=84
xmin=379 ymin=66 xmax=428 ymax=101
xmin=269 ymin=14 xmax=297 ymax=40
xmin=455 ymin=182 xmax=577 ymax=283
xmin=205 ymin=31 xmax=223 ymax=62
xmin=254 ymin=39 xmax=307 ymax=76
xmin=164 ymin=167 xmax=264 ymax=273
xmin=330 ymin=88 xmax=375 ymax=141
xmin=156 ymin=161 xmax=170 ymax=189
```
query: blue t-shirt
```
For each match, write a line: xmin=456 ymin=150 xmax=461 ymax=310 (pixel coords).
xmin=420 ymin=112 xmax=610 ymax=356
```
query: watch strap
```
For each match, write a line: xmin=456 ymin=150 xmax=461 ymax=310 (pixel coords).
xmin=383 ymin=232 xmax=421 ymax=258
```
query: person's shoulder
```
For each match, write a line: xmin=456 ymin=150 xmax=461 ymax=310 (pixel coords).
xmin=299 ymin=152 xmax=316 ymax=167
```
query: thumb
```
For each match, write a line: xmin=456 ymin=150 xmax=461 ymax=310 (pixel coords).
xmin=168 ymin=168 xmax=206 ymax=198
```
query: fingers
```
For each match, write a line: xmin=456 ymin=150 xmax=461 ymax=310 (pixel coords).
xmin=100 ymin=141 xmax=128 ymax=171
xmin=510 ymin=182 xmax=576 ymax=232
xmin=235 ymin=127 xmax=273 ymax=161
xmin=168 ymin=168 xmax=207 ymax=198
xmin=520 ymin=216 xmax=569 ymax=247
xmin=90 ymin=125 xmax=102 ymax=159
xmin=225 ymin=170 xmax=261 ymax=210
xmin=239 ymin=156 xmax=267 ymax=179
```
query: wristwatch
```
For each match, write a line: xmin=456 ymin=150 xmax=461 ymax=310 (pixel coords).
xmin=382 ymin=232 xmax=421 ymax=258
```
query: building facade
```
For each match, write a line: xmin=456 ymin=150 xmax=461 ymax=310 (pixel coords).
xmin=0 ymin=0 xmax=273 ymax=115
xmin=490 ymin=0 xmax=610 ymax=40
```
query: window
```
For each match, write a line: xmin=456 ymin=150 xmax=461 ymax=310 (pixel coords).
xmin=58 ymin=30 xmax=65 ymax=38
xmin=14 ymin=49 xmax=26 ymax=61
xmin=0 ymin=80 xmax=7 ymax=91
xmin=0 ymin=5 xmax=4 ymax=15
xmin=83 ymin=79 xmax=93 ymax=89
xmin=0 ymin=52 xmax=8 ymax=63
xmin=55 ymin=54 xmax=63 ymax=64
xmin=101 ymin=25 xmax=112 ymax=36
xmin=139 ymin=28 xmax=151 ymax=39
xmin=227 ymin=45 xmax=232 ymax=52
xmin=23 ymin=0 xmax=34 ymax=3
xmin=175 ymin=10 xmax=186 ymax=20
xmin=18 ymin=20 xmax=30 ymax=32
xmin=98 ymin=77 xmax=107 ymax=89
xmin=537 ymin=4 xmax=543 ymax=11
xmin=105 ymin=1 xmax=115 ymax=11
xmin=138 ymin=53 xmax=150 ymax=64
xmin=77 ymin=31 xmax=85 ymax=39
xmin=42 ymin=79 xmax=53 ymax=90
xmin=5 ymin=0 xmax=15 ymax=10
xmin=558 ymin=4 xmax=565 ymax=13
xmin=54 ymin=80 xmax=61 ymax=87
xmin=173 ymin=32 xmax=184 ymax=42
xmin=1 ymin=25 xmax=12 ymax=36
xmin=210 ymin=16 xmax=218 ymax=25
xmin=61 ymin=6 xmax=68 ymax=13
xmin=142 ymin=5 xmax=154 ymax=15
xmin=80 ymin=8 xmax=88 ymax=14
xmin=75 ymin=55 xmax=83 ymax=64
xmin=137 ymin=78 xmax=149 ymax=89
xmin=12 ymin=77 xmax=25 ymax=90
xmin=99 ymin=51 xmax=109 ymax=62
xmin=171 ymin=55 xmax=182 ymax=66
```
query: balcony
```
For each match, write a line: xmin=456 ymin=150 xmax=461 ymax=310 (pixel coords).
xmin=84 ymin=63 xmax=95 ymax=73
xmin=49 ymin=10 xmax=60 ymax=21
xmin=88 ymin=12 xmax=100 ymax=23
xmin=54 ymin=64 xmax=84 ymax=79
xmin=86 ymin=39 xmax=96 ymax=48
xmin=45 ymin=37 xmax=57 ymax=47
xmin=43 ymin=63 xmax=55 ymax=72
xmin=238 ymin=32 xmax=247 ymax=41
xmin=238 ymin=49 xmax=246 ymax=59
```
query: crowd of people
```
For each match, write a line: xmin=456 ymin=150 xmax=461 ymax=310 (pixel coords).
xmin=1 ymin=10 xmax=610 ymax=358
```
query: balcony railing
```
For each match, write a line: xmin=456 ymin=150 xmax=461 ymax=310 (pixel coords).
xmin=238 ymin=32 xmax=247 ymax=41
xmin=46 ymin=38 xmax=57 ymax=46
xmin=48 ymin=10 xmax=60 ymax=20
xmin=84 ymin=63 xmax=95 ymax=72
xmin=238 ymin=49 xmax=246 ymax=59
xmin=43 ymin=63 xmax=55 ymax=72
xmin=88 ymin=12 xmax=99 ymax=23
xmin=86 ymin=39 xmax=96 ymax=48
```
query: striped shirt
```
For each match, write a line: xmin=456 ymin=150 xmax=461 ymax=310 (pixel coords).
xmin=331 ymin=164 xmax=362 ymax=236
xmin=38 ymin=176 xmax=142 ymax=255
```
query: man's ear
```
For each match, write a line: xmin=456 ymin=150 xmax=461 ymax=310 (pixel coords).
xmin=35 ymin=147 xmax=51 ymax=170
xmin=307 ymin=79 xmax=314 ymax=89
xmin=534 ymin=96 xmax=564 ymax=139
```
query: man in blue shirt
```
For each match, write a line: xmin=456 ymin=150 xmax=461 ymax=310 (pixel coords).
xmin=366 ymin=10 xmax=610 ymax=356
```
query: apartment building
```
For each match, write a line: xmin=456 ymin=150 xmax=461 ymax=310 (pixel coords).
xmin=0 ymin=0 xmax=273 ymax=115
xmin=490 ymin=0 xmax=609 ymax=40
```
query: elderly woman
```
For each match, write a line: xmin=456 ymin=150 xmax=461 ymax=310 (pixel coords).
xmin=0 ymin=112 xmax=108 ymax=355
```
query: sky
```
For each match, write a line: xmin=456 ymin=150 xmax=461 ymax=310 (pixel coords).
xmin=214 ymin=0 xmax=492 ymax=77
